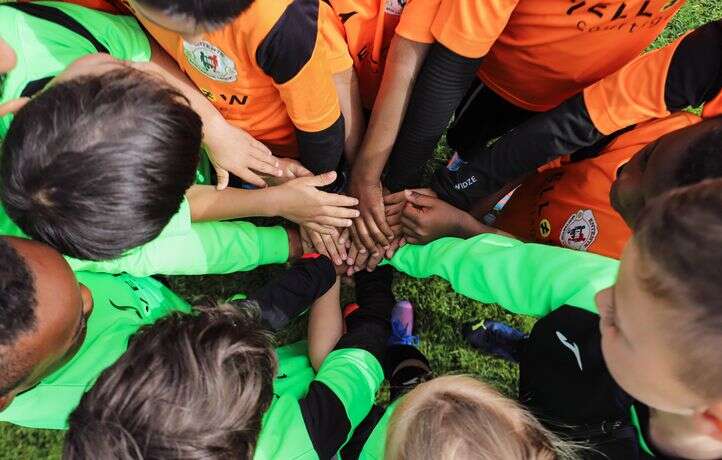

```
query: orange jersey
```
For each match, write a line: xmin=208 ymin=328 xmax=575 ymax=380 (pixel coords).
xmin=126 ymin=0 xmax=348 ymax=158
xmin=431 ymin=0 xmax=685 ymax=112
xmin=495 ymin=112 xmax=699 ymax=259
xmin=327 ymin=0 xmax=440 ymax=108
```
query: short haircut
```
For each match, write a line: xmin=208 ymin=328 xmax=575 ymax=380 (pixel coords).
xmin=134 ymin=0 xmax=253 ymax=29
xmin=1 ymin=67 xmax=201 ymax=260
xmin=0 ymin=238 xmax=38 ymax=396
xmin=668 ymin=116 xmax=722 ymax=188
xmin=386 ymin=375 xmax=578 ymax=460
xmin=635 ymin=178 xmax=722 ymax=401
xmin=64 ymin=304 xmax=277 ymax=459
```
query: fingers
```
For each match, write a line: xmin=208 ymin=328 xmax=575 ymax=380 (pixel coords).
xmin=371 ymin=206 xmax=395 ymax=242
xmin=363 ymin=213 xmax=390 ymax=248
xmin=319 ymin=204 xmax=360 ymax=219
xmin=304 ymin=170 xmax=337 ymax=187
xmin=321 ymin=233 xmax=343 ymax=265
xmin=352 ymin=218 xmax=379 ymax=254
xmin=319 ymin=191 xmax=359 ymax=208
xmin=409 ymin=187 xmax=438 ymax=198
xmin=383 ymin=190 xmax=407 ymax=206
xmin=366 ymin=250 xmax=384 ymax=272
xmin=239 ymin=170 xmax=268 ymax=188
xmin=288 ymin=162 xmax=312 ymax=178
xmin=352 ymin=243 xmax=370 ymax=274
xmin=405 ymin=190 xmax=436 ymax=208
xmin=314 ymin=216 xmax=354 ymax=228
xmin=248 ymin=156 xmax=282 ymax=178
xmin=304 ymin=223 xmax=339 ymax=236
xmin=0 ymin=97 xmax=29 ymax=117
xmin=214 ymin=166 xmax=230 ymax=190
xmin=309 ymin=231 xmax=329 ymax=258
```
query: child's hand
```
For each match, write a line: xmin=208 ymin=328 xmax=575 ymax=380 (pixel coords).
xmin=204 ymin=121 xmax=283 ymax=189
xmin=300 ymin=225 xmax=348 ymax=266
xmin=264 ymin=158 xmax=313 ymax=186
xmin=0 ymin=39 xmax=29 ymax=117
xmin=277 ymin=171 xmax=360 ymax=235
xmin=348 ymin=178 xmax=395 ymax=252
xmin=401 ymin=191 xmax=489 ymax=243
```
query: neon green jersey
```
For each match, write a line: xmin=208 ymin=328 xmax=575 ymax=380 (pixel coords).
xmin=0 ymin=1 xmax=150 ymax=136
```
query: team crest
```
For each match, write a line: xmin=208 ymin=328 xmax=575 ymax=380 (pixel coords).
xmin=539 ymin=219 xmax=551 ymax=239
xmin=385 ymin=0 xmax=406 ymax=15
xmin=183 ymin=41 xmax=237 ymax=82
xmin=559 ymin=210 xmax=598 ymax=251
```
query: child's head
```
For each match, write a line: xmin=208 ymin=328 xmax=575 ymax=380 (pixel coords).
xmin=1 ymin=66 xmax=201 ymax=260
xmin=0 ymin=236 xmax=93 ymax=411
xmin=597 ymin=179 xmax=722 ymax=428
xmin=610 ymin=116 xmax=722 ymax=227
xmin=64 ymin=304 xmax=277 ymax=460
xmin=129 ymin=0 xmax=254 ymax=41
xmin=386 ymin=375 xmax=575 ymax=460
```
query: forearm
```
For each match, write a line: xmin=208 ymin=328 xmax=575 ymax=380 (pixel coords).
xmin=186 ymin=184 xmax=281 ymax=221
xmin=352 ymin=36 xmax=430 ymax=183
xmin=385 ymin=234 xmax=619 ymax=316
xmin=334 ymin=68 xmax=366 ymax=165
xmin=296 ymin=116 xmax=346 ymax=179
xmin=308 ymin=278 xmax=343 ymax=371
xmin=384 ymin=42 xmax=482 ymax=192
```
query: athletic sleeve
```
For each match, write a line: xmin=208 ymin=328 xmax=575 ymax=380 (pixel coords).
xmin=384 ymin=234 xmax=619 ymax=317
xmin=67 ymin=221 xmax=288 ymax=276
xmin=299 ymin=346 xmax=384 ymax=457
xmin=430 ymin=0 xmax=519 ymax=59
xmin=584 ymin=20 xmax=722 ymax=135
xmin=253 ymin=0 xmax=345 ymax=173
xmin=431 ymin=93 xmax=604 ymax=210
xmin=384 ymin=42 xmax=482 ymax=191
xmin=244 ymin=255 xmax=338 ymax=331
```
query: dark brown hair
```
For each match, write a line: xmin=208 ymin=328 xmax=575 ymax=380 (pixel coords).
xmin=64 ymin=304 xmax=276 ymax=459
xmin=635 ymin=178 xmax=722 ymax=400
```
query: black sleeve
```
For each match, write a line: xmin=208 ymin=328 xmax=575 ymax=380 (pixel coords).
xmin=295 ymin=115 xmax=345 ymax=177
xmin=238 ymin=256 xmax=337 ymax=331
xmin=664 ymin=19 xmax=722 ymax=111
xmin=334 ymin=266 xmax=395 ymax=362
xmin=299 ymin=381 xmax=353 ymax=459
xmin=384 ymin=42 xmax=483 ymax=192
xmin=431 ymin=93 xmax=604 ymax=211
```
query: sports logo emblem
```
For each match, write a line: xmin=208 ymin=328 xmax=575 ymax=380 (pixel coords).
xmin=559 ymin=209 xmax=598 ymax=251
xmin=539 ymin=219 xmax=551 ymax=238
xmin=183 ymin=41 xmax=238 ymax=82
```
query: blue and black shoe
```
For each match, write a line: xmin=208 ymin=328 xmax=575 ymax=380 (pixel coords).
xmin=389 ymin=300 xmax=419 ymax=347
xmin=462 ymin=319 xmax=527 ymax=363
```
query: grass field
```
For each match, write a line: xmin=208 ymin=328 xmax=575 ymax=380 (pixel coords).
xmin=1 ymin=2 xmax=721 ymax=457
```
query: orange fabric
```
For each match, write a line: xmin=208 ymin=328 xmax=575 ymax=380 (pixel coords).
xmin=320 ymin=2 xmax=355 ymax=74
xmin=328 ymin=0 xmax=439 ymax=108
xmin=58 ymin=0 xmax=129 ymax=13
xmin=126 ymin=0 xmax=342 ymax=158
xmin=584 ymin=32 xmax=688 ymax=135
xmin=495 ymin=111 xmax=699 ymax=259
xmin=702 ymin=91 xmax=722 ymax=119
xmin=432 ymin=0 xmax=685 ymax=112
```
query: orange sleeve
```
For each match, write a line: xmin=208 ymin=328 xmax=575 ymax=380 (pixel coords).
xmin=582 ymin=34 xmax=689 ymax=136
xmin=395 ymin=0 xmax=441 ymax=44
xmin=320 ymin=1 xmax=354 ymax=74
xmin=702 ymin=90 xmax=722 ymax=119
xmin=430 ymin=0 xmax=519 ymax=58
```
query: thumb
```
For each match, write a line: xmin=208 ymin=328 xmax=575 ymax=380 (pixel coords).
xmin=405 ymin=190 xmax=435 ymax=208
xmin=214 ymin=166 xmax=230 ymax=190
xmin=306 ymin=170 xmax=337 ymax=187
xmin=0 ymin=97 xmax=29 ymax=117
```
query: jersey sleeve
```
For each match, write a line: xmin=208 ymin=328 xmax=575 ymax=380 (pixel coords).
xmin=319 ymin=0 xmax=354 ymax=73
xmin=395 ymin=0 xmax=441 ymax=44
xmin=430 ymin=0 xmax=519 ymax=58
xmin=67 ymin=220 xmax=288 ymax=276
xmin=384 ymin=234 xmax=619 ymax=317
xmin=299 ymin=348 xmax=384 ymax=458
xmin=584 ymin=20 xmax=722 ymax=135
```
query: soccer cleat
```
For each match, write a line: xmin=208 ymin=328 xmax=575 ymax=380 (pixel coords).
xmin=446 ymin=152 xmax=468 ymax=172
xmin=462 ymin=319 xmax=527 ymax=363
xmin=389 ymin=300 xmax=419 ymax=347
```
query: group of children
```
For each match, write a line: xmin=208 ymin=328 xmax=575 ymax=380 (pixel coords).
xmin=0 ymin=0 xmax=721 ymax=458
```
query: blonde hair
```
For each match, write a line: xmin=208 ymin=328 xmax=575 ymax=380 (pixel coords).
xmin=385 ymin=375 xmax=579 ymax=460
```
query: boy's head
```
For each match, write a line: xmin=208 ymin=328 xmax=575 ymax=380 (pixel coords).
xmin=597 ymin=179 xmax=722 ymax=434
xmin=0 ymin=236 xmax=93 ymax=411
xmin=386 ymin=375 xmax=575 ymax=460
xmin=1 ymin=66 xmax=201 ymax=261
xmin=64 ymin=304 xmax=276 ymax=460
xmin=611 ymin=116 xmax=722 ymax=227
xmin=129 ymin=0 xmax=254 ymax=42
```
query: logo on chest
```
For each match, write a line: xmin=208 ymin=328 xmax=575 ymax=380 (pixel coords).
xmin=183 ymin=41 xmax=238 ymax=82
xmin=560 ymin=209 xmax=598 ymax=251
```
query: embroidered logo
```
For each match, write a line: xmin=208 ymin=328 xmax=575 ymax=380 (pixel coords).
xmin=539 ymin=219 xmax=552 ymax=238
xmin=183 ymin=41 xmax=238 ymax=82
xmin=559 ymin=209 xmax=598 ymax=251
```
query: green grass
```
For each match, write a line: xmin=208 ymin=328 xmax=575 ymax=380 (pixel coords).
xmin=1 ymin=2 xmax=719 ymax=457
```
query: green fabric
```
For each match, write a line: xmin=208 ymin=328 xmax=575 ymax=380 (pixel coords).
xmin=255 ymin=347 xmax=384 ymax=460
xmin=0 ymin=1 xmax=150 ymax=137
xmin=0 ymin=271 xmax=190 ymax=430
xmin=385 ymin=234 xmax=619 ymax=317
xmin=357 ymin=400 xmax=399 ymax=460
xmin=630 ymin=405 xmax=655 ymax=457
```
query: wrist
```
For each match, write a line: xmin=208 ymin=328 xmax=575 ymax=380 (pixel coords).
xmin=287 ymin=226 xmax=302 ymax=261
xmin=455 ymin=211 xmax=484 ymax=239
